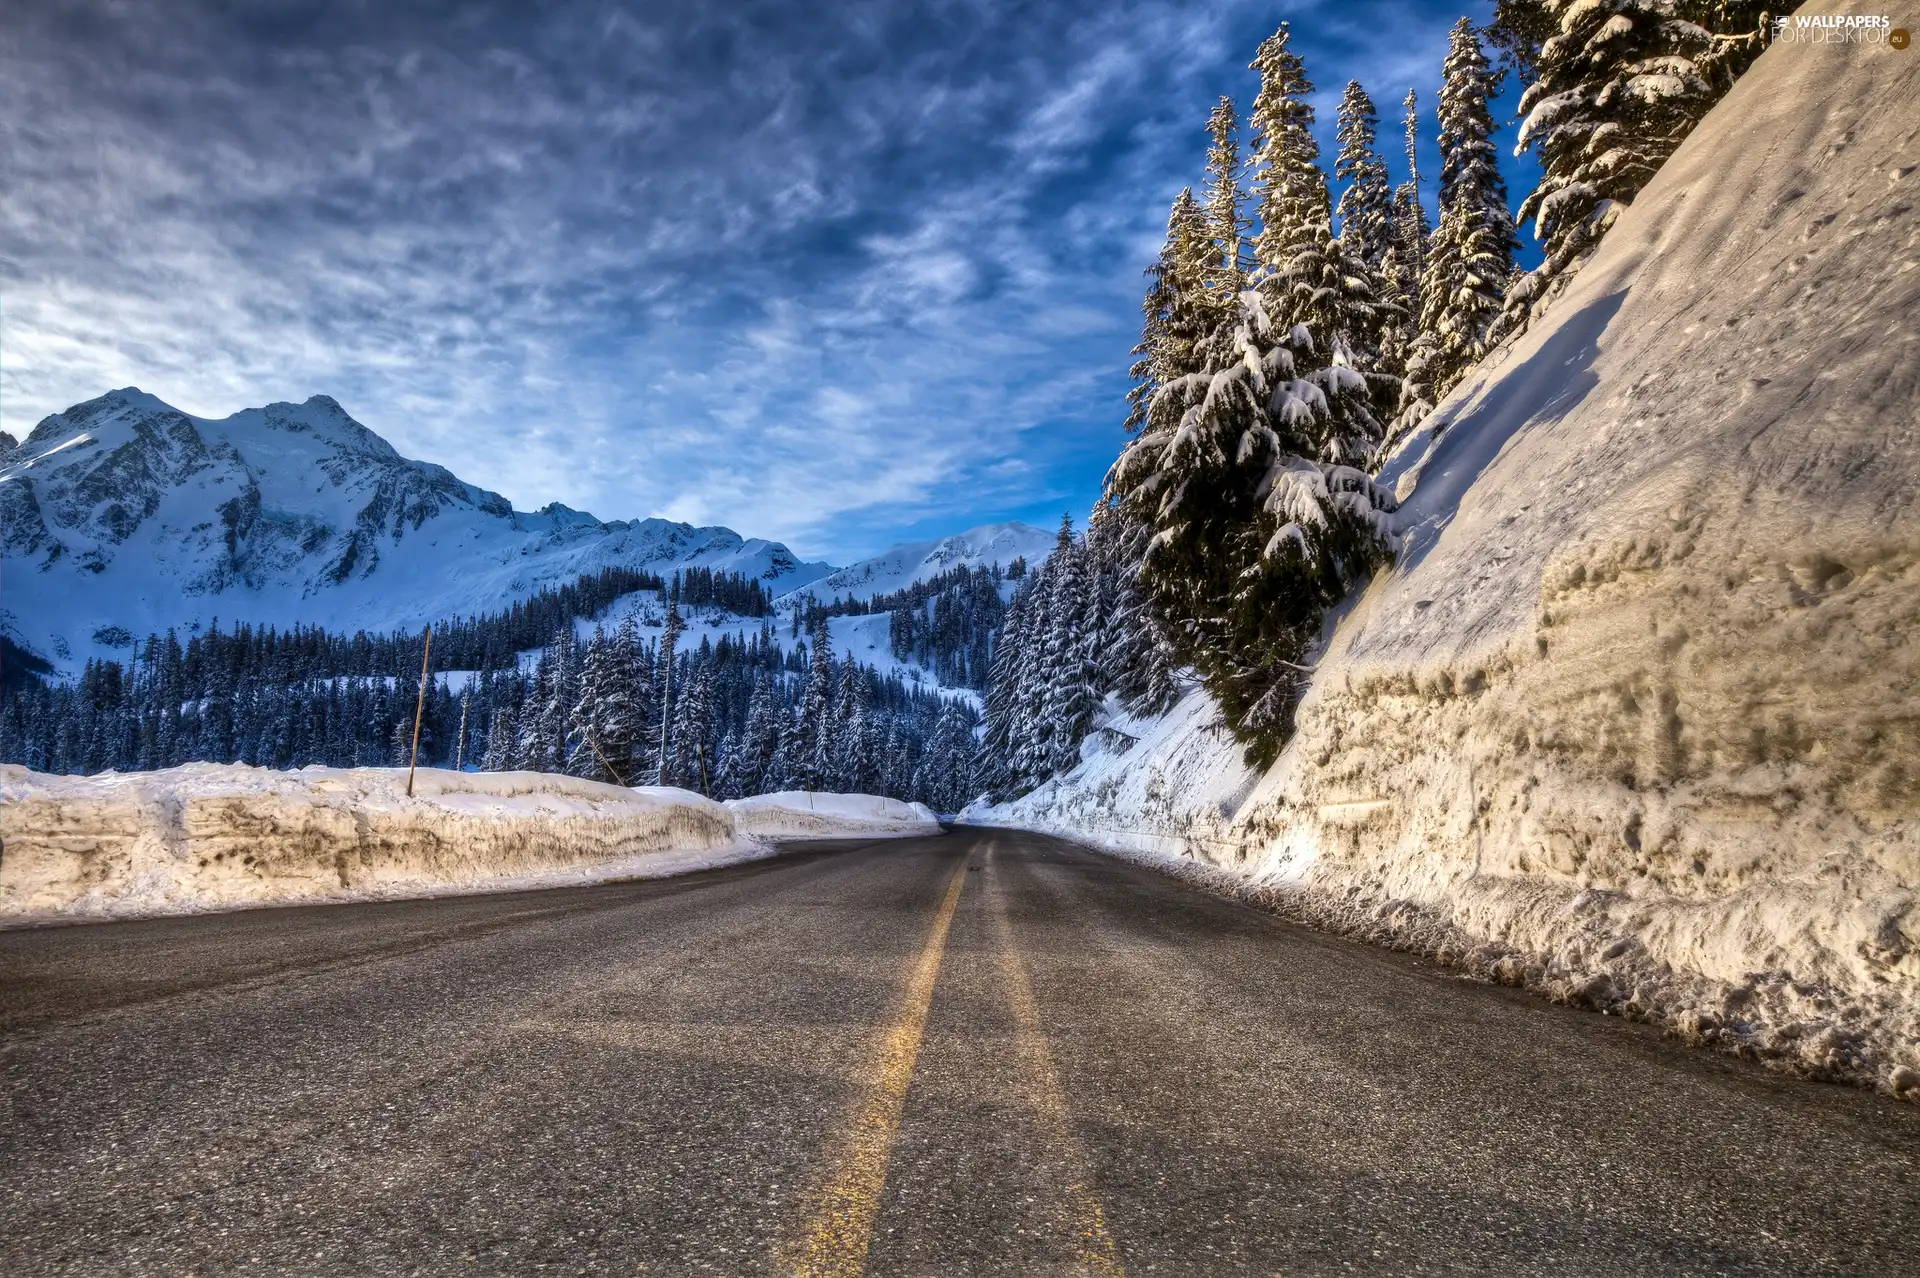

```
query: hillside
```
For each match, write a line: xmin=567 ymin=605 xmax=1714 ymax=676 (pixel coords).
xmin=0 ymin=389 xmax=830 ymax=671
xmin=775 ymin=520 xmax=1055 ymax=605
xmin=975 ymin=15 xmax=1920 ymax=1094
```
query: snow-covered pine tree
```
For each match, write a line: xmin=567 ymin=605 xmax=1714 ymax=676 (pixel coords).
xmin=1388 ymin=89 xmax=1430 ymax=309
xmin=1200 ymin=98 xmax=1249 ymax=308
xmin=570 ymin=627 xmax=621 ymax=781
xmin=1248 ymin=23 xmax=1398 ymax=435
xmin=1126 ymin=190 xmax=1214 ymax=435
xmin=1409 ymin=18 xmax=1518 ymax=403
xmin=516 ymin=636 xmax=573 ymax=773
xmin=655 ymin=602 xmax=684 ymax=785
xmin=919 ymin=701 xmax=979 ymax=813
xmin=1011 ymin=560 xmax=1057 ymax=791
xmin=1108 ymin=278 xmax=1396 ymax=757
xmin=1494 ymin=0 xmax=1764 ymax=341
xmin=606 ymin=616 xmax=654 ymax=781
xmin=829 ymin=658 xmax=869 ymax=792
xmin=1335 ymin=81 xmax=1397 ymax=273
xmin=1107 ymin=34 xmax=1400 ymax=760
xmin=977 ymin=581 xmax=1030 ymax=799
xmin=667 ymin=664 xmax=715 ymax=793
xmin=787 ymin=624 xmax=834 ymax=790
xmin=481 ymin=704 xmax=516 ymax=771
xmin=1373 ymin=88 xmax=1427 ymax=398
xmin=1042 ymin=518 xmax=1096 ymax=776
xmin=730 ymin=677 xmax=784 ymax=796
xmin=1089 ymin=500 xmax=1179 ymax=715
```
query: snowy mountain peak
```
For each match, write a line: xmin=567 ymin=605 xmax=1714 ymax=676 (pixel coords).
xmin=779 ymin=520 xmax=1057 ymax=605
xmin=3 ymin=390 xmax=830 ymax=670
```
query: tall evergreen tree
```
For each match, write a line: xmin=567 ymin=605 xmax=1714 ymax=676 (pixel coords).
xmin=1126 ymin=190 xmax=1213 ymax=435
xmin=1408 ymin=19 xmax=1518 ymax=404
xmin=1248 ymin=24 xmax=1398 ymax=435
xmin=1390 ymin=88 xmax=1431 ymax=299
xmin=655 ymin=602 xmax=684 ymax=785
xmin=1042 ymin=518 xmax=1096 ymax=776
xmin=1334 ymin=81 xmax=1396 ymax=272
xmin=667 ymin=663 xmax=715 ymax=793
xmin=787 ymin=624 xmax=834 ymax=790
xmin=1200 ymin=98 xmax=1249 ymax=307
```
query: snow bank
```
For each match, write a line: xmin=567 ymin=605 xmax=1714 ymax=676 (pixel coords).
xmin=725 ymin=791 xmax=941 ymax=840
xmin=0 ymin=765 xmax=933 ymax=924
xmin=976 ymin=16 xmax=1920 ymax=1099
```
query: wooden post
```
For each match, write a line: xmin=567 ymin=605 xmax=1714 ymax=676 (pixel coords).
xmin=407 ymin=625 xmax=432 ymax=797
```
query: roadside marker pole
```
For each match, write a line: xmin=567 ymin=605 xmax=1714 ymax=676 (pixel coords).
xmin=406 ymin=625 xmax=432 ymax=798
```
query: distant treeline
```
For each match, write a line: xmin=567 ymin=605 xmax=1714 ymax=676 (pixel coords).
xmin=1 ymin=578 xmax=975 ymax=809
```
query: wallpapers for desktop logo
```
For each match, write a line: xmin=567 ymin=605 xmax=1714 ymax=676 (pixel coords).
xmin=1772 ymin=12 xmax=1909 ymax=46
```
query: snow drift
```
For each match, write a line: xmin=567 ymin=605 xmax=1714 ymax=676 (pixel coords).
xmin=0 ymin=765 xmax=937 ymax=924
xmin=726 ymin=791 xmax=941 ymax=840
xmin=977 ymin=15 xmax=1920 ymax=1097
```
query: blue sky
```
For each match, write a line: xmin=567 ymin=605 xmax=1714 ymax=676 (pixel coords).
xmin=1 ymin=0 xmax=1537 ymax=564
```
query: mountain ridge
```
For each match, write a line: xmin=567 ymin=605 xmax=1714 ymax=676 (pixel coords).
xmin=1 ymin=388 xmax=833 ymax=670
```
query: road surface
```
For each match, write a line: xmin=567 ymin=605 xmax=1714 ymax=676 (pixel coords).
xmin=3 ymin=827 xmax=1916 ymax=1275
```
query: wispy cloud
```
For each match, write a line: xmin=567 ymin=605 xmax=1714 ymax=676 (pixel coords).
xmin=1 ymin=0 xmax=1495 ymax=561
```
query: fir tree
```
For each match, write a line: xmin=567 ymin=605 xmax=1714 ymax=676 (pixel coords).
xmin=1108 ymin=53 xmax=1401 ymax=757
xmin=1126 ymin=190 xmax=1213 ymax=435
xmin=667 ymin=664 xmax=715 ymax=793
xmin=1334 ymin=81 xmax=1396 ymax=272
xmin=788 ymin=624 xmax=834 ymax=790
xmin=655 ymin=602 xmax=684 ymax=785
xmin=1408 ymin=19 xmax=1518 ymax=404
xmin=1042 ymin=518 xmax=1096 ymax=775
xmin=1248 ymin=24 xmax=1398 ymax=435
xmin=1200 ymin=98 xmax=1249 ymax=307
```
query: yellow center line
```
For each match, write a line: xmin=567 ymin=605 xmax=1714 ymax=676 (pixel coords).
xmin=779 ymin=854 xmax=972 ymax=1278
xmin=985 ymin=843 xmax=1127 ymax=1278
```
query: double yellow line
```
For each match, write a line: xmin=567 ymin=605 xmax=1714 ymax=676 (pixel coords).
xmin=778 ymin=848 xmax=1124 ymax=1278
xmin=780 ymin=857 xmax=969 ymax=1278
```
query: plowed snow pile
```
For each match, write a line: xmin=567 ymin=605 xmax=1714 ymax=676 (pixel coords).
xmin=0 ymin=765 xmax=936 ymax=923
xmin=727 ymin=792 xmax=941 ymax=840
xmin=976 ymin=14 xmax=1920 ymax=1096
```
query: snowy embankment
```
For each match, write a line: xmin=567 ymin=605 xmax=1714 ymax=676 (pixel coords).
xmin=728 ymin=791 xmax=941 ymax=840
xmin=0 ymin=764 xmax=938 ymax=924
xmin=973 ymin=17 xmax=1920 ymax=1098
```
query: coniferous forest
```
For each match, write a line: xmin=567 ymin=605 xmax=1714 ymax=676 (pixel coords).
xmin=3 ymin=1 xmax=1774 ymax=807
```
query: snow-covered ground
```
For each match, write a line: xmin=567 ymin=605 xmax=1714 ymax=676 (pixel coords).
xmin=973 ymin=17 xmax=1920 ymax=1099
xmin=0 ymin=764 xmax=939 ymax=924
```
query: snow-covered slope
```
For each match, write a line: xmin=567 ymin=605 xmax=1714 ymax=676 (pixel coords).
xmin=777 ymin=520 xmax=1055 ymax=605
xmin=977 ymin=18 xmax=1920 ymax=1096
xmin=0 ymin=389 xmax=830 ymax=669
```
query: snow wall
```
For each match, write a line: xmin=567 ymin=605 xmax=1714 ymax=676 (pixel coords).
xmin=728 ymin=791 xmax=943 ymax=840
xmin=975 ymin=13 xmax=1920 ymax=1097
xmin=0 ymin=764 xmax=939 ymax=924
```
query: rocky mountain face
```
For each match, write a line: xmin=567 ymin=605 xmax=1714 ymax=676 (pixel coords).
xmin=1 ymin=389 xmax=829 ymax=669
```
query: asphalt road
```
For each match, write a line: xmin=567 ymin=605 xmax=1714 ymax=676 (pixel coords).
xmin=3 ymin=827 xmax=1917 ymax=1276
